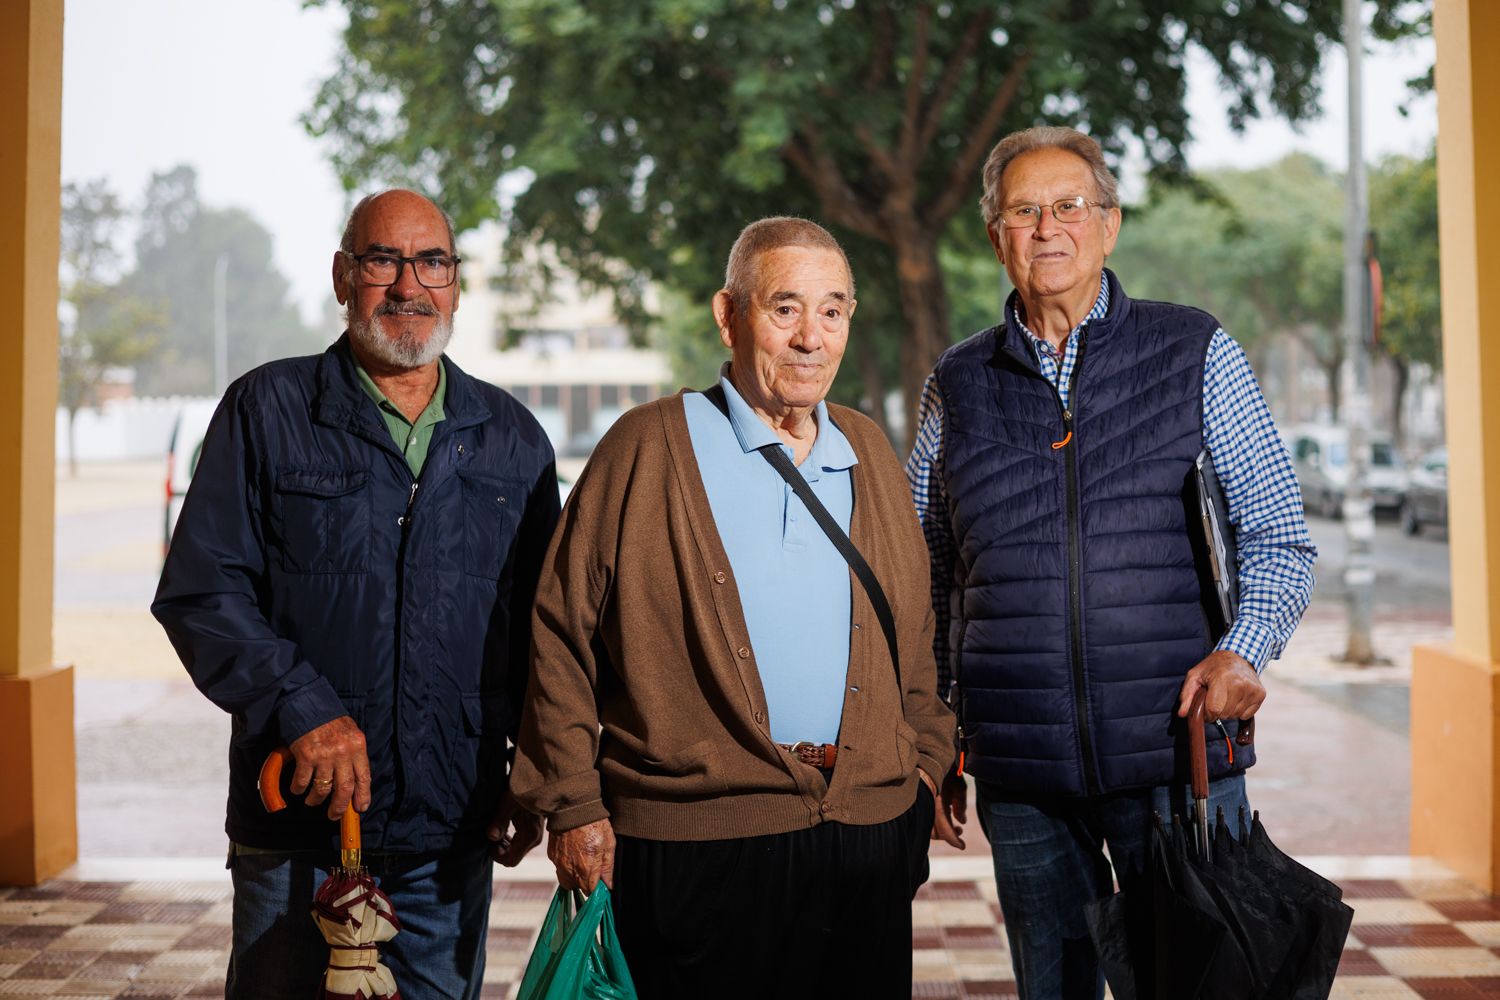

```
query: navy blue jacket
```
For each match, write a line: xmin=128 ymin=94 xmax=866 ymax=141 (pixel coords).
xmin=933 ymin=270 xmax=1250 ymax=797
xmin=153 ymin=336 xmax=560 ymax=852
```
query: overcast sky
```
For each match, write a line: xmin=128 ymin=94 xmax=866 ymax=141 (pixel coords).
xmin=62 ymin=0 xmax=1436 ymax=323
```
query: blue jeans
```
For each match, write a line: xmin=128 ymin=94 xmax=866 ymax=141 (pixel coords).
xmin=225 ymin=842 xmax=493 ymax=1000
xmin=975 ymin=774 xmax=1250 ymax=1000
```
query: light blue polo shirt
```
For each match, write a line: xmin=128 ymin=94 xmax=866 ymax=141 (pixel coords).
xmin=683 ymin=366 xmax=857 ymax=746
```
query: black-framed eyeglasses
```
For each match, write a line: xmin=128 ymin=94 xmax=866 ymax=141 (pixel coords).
xmin=998 ymin=196 xmax=1106 ymax=229
xmin=346 ymin=252 xmax=462 ymax=288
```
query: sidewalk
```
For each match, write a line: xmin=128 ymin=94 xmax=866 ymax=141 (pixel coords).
xmin=3 ymin=855 xmax=1496 ymax=998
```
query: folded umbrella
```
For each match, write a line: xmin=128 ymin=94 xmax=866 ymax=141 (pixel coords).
xmin=259 ymin=748 xmax=403 ymax=1000
xmin=1084 ymin=690 xmax=1353 ymax=1000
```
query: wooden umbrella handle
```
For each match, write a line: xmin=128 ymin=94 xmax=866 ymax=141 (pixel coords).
xmin=1187 ymin=688 xmax=1210 ymax=802
xmin=257 ymin=747 xmax=295 ymax=812
xmin=258 ymin=748 xmax=362 ymax=855
xmin=341 ymin=804 xmax=361 ymax=854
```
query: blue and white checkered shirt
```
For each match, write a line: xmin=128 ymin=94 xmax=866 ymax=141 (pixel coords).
xmin=906 ymin=275 xmax=1316 ymax=696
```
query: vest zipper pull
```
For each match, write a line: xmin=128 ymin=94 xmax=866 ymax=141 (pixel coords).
xmin=1052 ymin=413 xmax=1074 ymax=450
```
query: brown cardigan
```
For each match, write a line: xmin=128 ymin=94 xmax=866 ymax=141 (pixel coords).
xmin=511 ymin=391 xmax=956 ymax=839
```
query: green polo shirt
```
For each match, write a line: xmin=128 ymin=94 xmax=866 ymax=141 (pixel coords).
xmin=353 ymin=359 xmax=447 ymax=476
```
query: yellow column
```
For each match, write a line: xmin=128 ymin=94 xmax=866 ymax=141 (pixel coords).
xmin=1410 ymin=0 xmax=1500 ymax=891
xmin=0 ymin=0 xmax=75 ymax=886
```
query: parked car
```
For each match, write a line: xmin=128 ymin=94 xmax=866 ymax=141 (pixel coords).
xmin=162 ymin=399 xmax=220 ymax=556
xmin=1401 ymin=447 xmax=1448 ymax=535
xmin=1288 ymin=426 xmax=1408 ymax=518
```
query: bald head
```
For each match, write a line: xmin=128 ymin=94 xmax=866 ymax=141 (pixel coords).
xmin=340 ymin=189 xmax=456 ymax=260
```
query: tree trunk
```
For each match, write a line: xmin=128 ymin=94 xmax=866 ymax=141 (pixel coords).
xmin=857 ymin=343 xmax=892 ymax=444
xmin=1389 ymin=354 xmax=1409 ymax=449
xmin=892 ymin=237 xmax=951 ymax=454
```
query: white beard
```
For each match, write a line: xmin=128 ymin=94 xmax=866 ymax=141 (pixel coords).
xmin=348 ymin=309 xmax=453 ymax=369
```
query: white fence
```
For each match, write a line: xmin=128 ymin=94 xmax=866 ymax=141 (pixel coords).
xmin=57 ymin=396 xmax=218 ymax=464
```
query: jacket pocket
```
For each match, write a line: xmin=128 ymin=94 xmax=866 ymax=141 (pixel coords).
xmin=274 ymin=468 xmax=371 ymax=574
xmin=896 ymin=720 xmax=919 ymax=773
xmin=448 ymin=692 xmax=510 ymax=823
xmin=459 ymin=473 xmax=525 ymax=578
xmin=610 ymin=738 xmax=726 ymax=797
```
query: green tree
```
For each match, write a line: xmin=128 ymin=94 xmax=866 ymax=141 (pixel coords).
xmin=124 ymin=166 xmax=323 ymax=396
xmin=1369 ymin=150 xmax=1438 ymax=446
xmin=307 ymin=0 xmax=1419 ymax=444
xmin=58 ymin=180 xmax=162 ymax=477
xmin=1111 ymin=155 xmax=1347 ymax=416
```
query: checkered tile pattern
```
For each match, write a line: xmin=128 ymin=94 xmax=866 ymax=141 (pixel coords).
xmin=5 ymin=859 xmax=1500 ymax=998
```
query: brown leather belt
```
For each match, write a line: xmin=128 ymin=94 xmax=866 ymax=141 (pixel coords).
xmin=779 ymin=741 xmax=837 ymax=769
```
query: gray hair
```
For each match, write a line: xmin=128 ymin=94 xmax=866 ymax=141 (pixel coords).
xmin=338 ymin=190 xmax=458 ymax=259
xmin=724 ymin=216 xmax=854 ymax=311
xmin=978 ymin=126 xmax=1120 ymax=230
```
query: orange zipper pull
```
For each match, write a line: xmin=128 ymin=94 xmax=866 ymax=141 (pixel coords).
xmin=957 ymin=750 xmax=965 ymax=777
xmin=1051 ymin=430 xmax=1073 ymax=450
xmin=1215 ymin=720 xmax=1234 ymax=765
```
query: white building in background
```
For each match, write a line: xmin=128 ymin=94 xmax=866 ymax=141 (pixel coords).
xmin=448 ymin=222 xmax=671 ymax=459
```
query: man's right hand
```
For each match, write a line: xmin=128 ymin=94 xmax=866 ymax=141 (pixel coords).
xmin=289 ymin=715 xmax=371 ymax=820
xmin=548 ymin=819 xmax=615 ymax=893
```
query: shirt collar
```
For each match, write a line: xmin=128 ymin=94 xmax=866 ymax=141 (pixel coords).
xmin=717 ymin=363 xmax=859 ymax=476
xmin=352 ymin=355 xmax=447 ymax=428
xmin=1013 ymin=272 xmax=1111 ymax=356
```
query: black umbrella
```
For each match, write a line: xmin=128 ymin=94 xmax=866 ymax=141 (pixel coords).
xmin=1083 ymin=690 xmax=1354 ymax=1000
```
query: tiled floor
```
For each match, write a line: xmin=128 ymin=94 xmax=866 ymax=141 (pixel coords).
xmin=4 ymin=856 xmax=1499 ymax=998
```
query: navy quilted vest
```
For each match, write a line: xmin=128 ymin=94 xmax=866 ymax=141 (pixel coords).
xmin=934 ymin=270 xmax=1253 ymax=797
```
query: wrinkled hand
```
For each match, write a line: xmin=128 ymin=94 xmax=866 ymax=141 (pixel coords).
xmin=289 ymin=715 xmax=370 ymax=821
xmin=920 ymin=768 xmax=966 ymax=850
xmin=548 ymin=819 xmax=615 ymax=893
xmin=487 ymin=790 xmax=544 ymax=867
xmin=1176 ymin=650 xmax=1265 ymax=722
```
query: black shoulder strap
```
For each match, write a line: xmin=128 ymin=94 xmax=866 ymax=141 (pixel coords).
xmin=702 ymin=385 xmax=901 ymax=689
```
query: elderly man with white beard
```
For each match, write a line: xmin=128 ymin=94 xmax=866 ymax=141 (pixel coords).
xmin=154 ymin=189 xmax=559 ymax=999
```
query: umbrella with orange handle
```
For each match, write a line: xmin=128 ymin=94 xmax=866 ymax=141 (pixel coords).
xmin=259 ymin=747 xmax=403 ymax=1000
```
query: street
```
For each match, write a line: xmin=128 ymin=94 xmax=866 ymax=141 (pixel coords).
xmin=1303 ymin=511 xmax=1451 ymax=617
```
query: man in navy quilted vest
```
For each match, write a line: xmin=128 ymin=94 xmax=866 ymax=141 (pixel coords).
xmin=906 ymin=126 xmax=1316 ymax=999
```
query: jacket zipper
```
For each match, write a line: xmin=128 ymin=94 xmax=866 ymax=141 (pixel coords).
xmin=952 ymin=617 xmax=969 ymax=775
xmin=1052 ymin=333 xmax=1100 ymax=796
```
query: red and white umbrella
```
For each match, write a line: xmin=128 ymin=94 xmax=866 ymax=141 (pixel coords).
xmin=260 ymin=749 xmax=403 ymax=999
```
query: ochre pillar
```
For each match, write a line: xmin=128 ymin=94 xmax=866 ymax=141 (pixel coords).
xmin=0 ymin=0 xmax=74 ymax=886
xmin=1410 ymin=0 xmax=1500 ymax=891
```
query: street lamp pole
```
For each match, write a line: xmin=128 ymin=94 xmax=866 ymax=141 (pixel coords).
xmin=1341 ymin=0 xmax=1377 ymax=664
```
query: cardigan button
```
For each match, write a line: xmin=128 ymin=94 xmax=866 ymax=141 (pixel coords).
xmin=754 ymin=711 xmax=766 ymax=725
xmin=714 ymin=571 xmax=726 ymax=584
xmin=737 ymin=646 xmax=750 ymax=659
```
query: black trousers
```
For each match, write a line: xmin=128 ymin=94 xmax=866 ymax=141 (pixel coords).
xmin=612 ymin=784 xmax=934 ymax=1000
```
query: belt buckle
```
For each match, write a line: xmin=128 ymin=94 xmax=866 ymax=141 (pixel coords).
xmin=787 ymin=741 xmax=818 ymax=765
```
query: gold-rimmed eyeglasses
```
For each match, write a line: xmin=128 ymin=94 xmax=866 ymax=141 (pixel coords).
xmin=998 ymin=196 xmax=1106 ymax=230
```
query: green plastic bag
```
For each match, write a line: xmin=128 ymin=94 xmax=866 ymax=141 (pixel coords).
xmin=517 ymin=883 xmax=639 ymax=1000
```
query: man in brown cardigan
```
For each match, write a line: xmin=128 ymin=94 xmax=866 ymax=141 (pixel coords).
xmin=512 ymin=217 xmax=958 ymax=997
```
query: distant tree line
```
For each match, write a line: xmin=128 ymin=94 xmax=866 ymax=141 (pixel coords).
xmin=59 ymin=164 xmax=327 ymax=470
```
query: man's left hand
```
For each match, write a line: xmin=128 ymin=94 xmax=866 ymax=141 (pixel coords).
xmin=486 ymin=790 xmax=543 ymax=867
xmin=1176 ymin=649 xmax=1265 ymax=722
xmin=919 ymin=769 xmax=965 ymax=850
